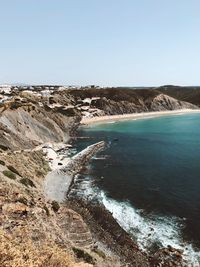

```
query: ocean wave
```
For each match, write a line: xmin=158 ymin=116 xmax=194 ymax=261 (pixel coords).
xmin=106 ymin=121 xmax=116 ymax=124
xmin=100 ymin=191 xmax=200 ymax=267
xmin=69 ymin=174 xmax=200 ymax=266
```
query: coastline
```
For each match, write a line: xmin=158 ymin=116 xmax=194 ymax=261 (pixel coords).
xmin=43 ymin=108 xmax=200 ymax=201
xmin=43 ymin=140 xmax=151 ymax=264
xmin=43 ymin=109 xmax=200 ymax=266
xmin=80 ymin=109 xmax=200 ymax=126
xmin=77 ymin=110 xmax=200 ymax=265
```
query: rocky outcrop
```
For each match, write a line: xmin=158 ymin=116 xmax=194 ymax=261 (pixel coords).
xmin=90 ymin=93 xmax=198 ymax=116
xmin=149 ymin=246 xmax=185 ymax=267
xmin=91 ymin=97 xmax=146 ymax=115
xmin=68 ymin=88 xmax=198 ymax=118
xmin=57 ymin=207 xmax=93 ymax=249
xmin=147 ymin=94 xmax=197 ymax=111
xmin=0 ymin=93 xmax=81 ymax=150
xmin=67 ymin=199 xmax=150 ymax=267
xmin=0 ymin=107 xmax=79 ymax=150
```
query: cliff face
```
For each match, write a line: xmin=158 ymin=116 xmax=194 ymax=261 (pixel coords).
xmin=89 ymin=93 xmax=197 ymax=115
xmin=147 ymin=93 xmax=196 ymax=111
xmin=156 ymin=85 xmax=200 ymax=106
xmin=0 ymin=93 xmax=81 ymax=150
xmin=68 ymin=88 xmax=198 ymax=117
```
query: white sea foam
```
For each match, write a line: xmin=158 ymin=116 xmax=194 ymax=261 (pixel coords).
xmin=106 ymin=121 xmax=116 ymax=124
xmin=100 ymin=191 xmax=200 ymax=267
xmin=131 ymin=116 xmax=155 ymax=121
xmin=71 ymin=176 xmax=200 ymax=266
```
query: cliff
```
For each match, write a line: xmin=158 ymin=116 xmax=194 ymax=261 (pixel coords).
xmin=67 ymin=88 xmax=198 ymax=116
xmin=0 ymin=91 xmax=81 ymax=150
xmin=156 ymin=85 xmax=200 ymax=106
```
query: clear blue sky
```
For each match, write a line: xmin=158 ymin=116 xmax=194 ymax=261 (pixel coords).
xmin=1 ymin=0 xmax=200 ymax=86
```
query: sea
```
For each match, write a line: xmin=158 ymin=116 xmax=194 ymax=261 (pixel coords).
xmin=70 ymin=113 xmax=200 ymax=266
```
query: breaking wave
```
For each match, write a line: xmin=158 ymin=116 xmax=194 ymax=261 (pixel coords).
xmin=69 ymin=175 xmax=200 ymax=266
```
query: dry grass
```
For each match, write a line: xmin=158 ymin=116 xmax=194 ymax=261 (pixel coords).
xmin=0 ymin=229 xmax=74 ymax=267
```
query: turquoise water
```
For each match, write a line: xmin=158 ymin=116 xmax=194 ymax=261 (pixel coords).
xmin=75 ymin=113 xmax=200 ymax=264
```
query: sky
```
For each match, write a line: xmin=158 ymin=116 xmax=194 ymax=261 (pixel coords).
xmin=1 ymin=0 xmax=200 ymax=86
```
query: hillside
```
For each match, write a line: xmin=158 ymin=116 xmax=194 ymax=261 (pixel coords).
xmin=67 ymin=87 xmax=197 ymax=115
xmin=155 ymin=85 xmax=200 ymax=106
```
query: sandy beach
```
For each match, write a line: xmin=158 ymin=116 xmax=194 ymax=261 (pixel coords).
xmin=81 ymin=109 xmax=200 ymax=125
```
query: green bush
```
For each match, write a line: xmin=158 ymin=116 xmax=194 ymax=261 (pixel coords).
xmin=36 ymin=170 xmax=44 ymax=177
xmin=20 ymin=178 xmax=35 ymax=188
xmin=3 ymin=170 xmax=16 ymax=180
xmin=17 ymin=197 xmax=28 ymax=205
xmin=92 ymin=248 xmax=106 ymax=259
xmin=0 ymin=160 xmax=5 ymax=165
xmin=72 ymin=247 xmax=95 ymax=265
xmin=7 ymin=165 xmax=21 ymax=176
xmin=0 ymin=144 xmax=8 ymax=151
xmin=51 ymin=201 xmax=60 ymax=212
xmin=44 ymin=205 xmax=50 ymax=216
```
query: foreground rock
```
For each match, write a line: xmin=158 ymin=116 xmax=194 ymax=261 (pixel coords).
xmin=150 ymin=246 xmax=186 ymax=267
xmin=67 ymin=198 xmax=150 ymax=267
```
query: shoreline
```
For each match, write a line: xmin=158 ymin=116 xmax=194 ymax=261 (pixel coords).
xmin=43 ymin=109 xmax=200 ymax=265
xmin=42 ymin=140 xmax=151 ymax=264
xmin=80 ymin=109 xmax=200 ymax=126
xmin=78 ymin=110 xmax=200 ymax=265
xmin=43 ymin=141 xmax=105 ymax=202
